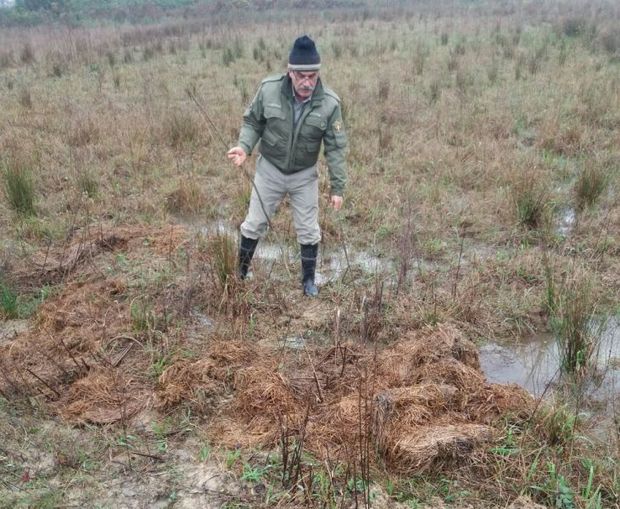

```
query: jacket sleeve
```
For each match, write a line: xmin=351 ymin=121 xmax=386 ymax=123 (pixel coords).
xmin=238 ymin=86 xmax=265 ymax=156
xmin=323 ymin=104 xmax=348 ymax=196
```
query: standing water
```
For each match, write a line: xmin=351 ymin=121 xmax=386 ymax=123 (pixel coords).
xmin=480 ymin=318 xmax=620 ymax=434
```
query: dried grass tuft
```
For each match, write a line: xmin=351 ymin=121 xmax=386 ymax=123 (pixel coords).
xmin=203 ymin=322 xmax=533 ymax=473
xmin=233 ymin=366 xmax=301 ymax=421
xmin=157 ymin=359 xmax=221 ymax=411
xmin=165 ymin=179 xmax=205 ymax=215
xmin=389 ymin=423 xmax=496 ymax=473
xmin=58 ymin=369 xmax=148 ymax=424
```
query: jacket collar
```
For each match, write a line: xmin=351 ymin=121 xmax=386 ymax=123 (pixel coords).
xmin=281 ymin=73 xmax=324 ymax=106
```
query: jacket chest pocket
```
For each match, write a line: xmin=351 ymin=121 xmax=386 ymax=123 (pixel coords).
xmin=300 ymin=114 xmax=326 ymax=143
xmin=264 ymin=105 xmax=288 ymax=137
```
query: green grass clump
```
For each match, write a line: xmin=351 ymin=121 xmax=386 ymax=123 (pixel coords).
xmin=165 ymin=112 xmax=200 ymax=148
xmin=211 ymin=233 xmax=236 ymax=285
xmin=514 ymin=187 xmax=549 ymax=230
xmin=130 ymin=297 xmax=156 ymax=332
xmin=76 ymin=171 xmax=99 ymax=198
xmin=0 ymin=282 xmax=53 ymax=319
xmin=574 ymin=165 xmax=608 ymax=211
xmin=545 ymin=267 xmax=603 ymax=376
xmin=2 ymin=161 xmax=36 ymax=217
xmin=0 ymin=281 xmax=18 ymax=319
xmin=165 ymin=178 xmax=204 ymax=215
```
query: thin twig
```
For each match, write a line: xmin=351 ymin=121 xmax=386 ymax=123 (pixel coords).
xmin=129 ymin=450 xmax=165 ymax=462
xmin=452 ymin=232 xmax=465 ymax=299
xmin=25 ymin=368 xmax=60 ymax=398
xmin=304 ymin=347 xmax=324 ymax=403
xmin=57 ymin=335 xmax=85 ymax=374
xmin=111 ymin=343 xmax=134 ymax=368
xmin=337 ymin=216 xmax=351 ymax=283
xmin=186 ymin=88 xmax=274 ymax=232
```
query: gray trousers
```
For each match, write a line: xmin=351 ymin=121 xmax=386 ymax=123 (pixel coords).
xmin=240 ymin=155 xmax=321 ymax=245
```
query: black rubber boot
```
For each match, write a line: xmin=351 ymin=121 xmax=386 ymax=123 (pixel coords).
xmin=300 ymin=243 xmax=319 ymax=297
xmin=238 ymin=235 xmax=259 ymax=280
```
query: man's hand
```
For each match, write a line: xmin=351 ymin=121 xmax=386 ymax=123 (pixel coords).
xmin=227 ymin=146 xmax=247 ymax=167
xmin=330 ymin=195 xmax=343 ymax=211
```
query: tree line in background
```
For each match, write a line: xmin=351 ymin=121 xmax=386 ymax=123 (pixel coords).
xmin=0 ymin=0 xmax=370 ymax=25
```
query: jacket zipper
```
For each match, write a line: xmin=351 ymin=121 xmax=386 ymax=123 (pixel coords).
xmin=287 ymin=101 xmax=313 ymax=172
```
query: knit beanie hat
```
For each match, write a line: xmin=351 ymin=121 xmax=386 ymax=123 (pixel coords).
xmin=288 ymin=35 xmax=321 ymax=71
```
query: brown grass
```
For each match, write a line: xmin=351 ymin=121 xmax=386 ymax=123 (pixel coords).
xmin=197 ymin=324 xmax=533 ymax=473
xmin=58 ymin=368 xmax=149 ymax=424
xmin=1 ymin=234 xmax=531 ymax=471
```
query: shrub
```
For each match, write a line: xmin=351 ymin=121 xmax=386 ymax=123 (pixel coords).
xmin=51 ymin=60 xmax=65 ymax=78
xmin=68 ymin=116 xmax=100 ymax=147
xmin=546 ymin=268 xmax=603 ymax=376
xmin=165 ymin=179 xmax=204 ymax=215
xmin=210 ymin=233 xmax=236 ymax=286
xmin=0 ymin=50 xmax=14 ymax=70
xmin=511 ymin=170 xmax=550 ymax=230
xmin=0 ymin=281 xmax=18 ymax=319
xmin=332 ymin=41 xmax=342 ymax=60
xmin=487 ymin=59 xmax=499 ymax=83
xmin=164 ymin=112 xmax=200 ymax=148
xmin=574 ymin=164 xmax=608 ymax=211
xmin=447 ymin=51 xmax=459 ymax=72
xmin=222 ymin=46 xmax=235 ymax=66
xmin=598 ymin=27 xmax=620 ymax=55
xmin=20 ymin=42 xmax=35 ymax=64
xmin=412 ymin=45 xmax=426 ymax=75
xmin=130 ymin=297 xmax=155 ymax=332
xmin=428 ymin=79 xmax=441 ymax=104
xmin=143 ymin=46 xmax=154 ymax=61
xmin=123 ymin=49 xmax=134 ymax=64
xmin=2 ymin=161 xmax=36 ymax=217
xmin=514 ymin=189 xmax=548 ymax=229
xmin=233 ymin=37 xmax=244 ymax=59
xmin=76 ymin=171 xmax=99 ymax=198
xmin=562 ymin=17 xmax=587 ymax=38
xmin=19 ymin=87 xmax=32 ymax=109
xmin=377 ymin=79 xmax=389 ymax=101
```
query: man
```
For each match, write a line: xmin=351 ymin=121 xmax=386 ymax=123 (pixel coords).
xmin=227 ymin=35 xmax=347 ymax=297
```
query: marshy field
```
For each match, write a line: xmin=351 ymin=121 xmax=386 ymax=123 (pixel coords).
xmin=0 ymin=1 xmax=619 ymax=507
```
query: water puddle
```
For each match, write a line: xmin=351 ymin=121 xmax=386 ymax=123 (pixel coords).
xmin=185 ymin=220 xmax=462 ymax=284
xmin=316 ymin=251 xmax=394 ymax=285
xmin=256 ymin=243 xmax=294 ymax=262
xmin=192 ymin=312 xmax=215 ymax=329
xmin=251 ymin=240 xmax=395 ymax=285
xmin=557 ymin=206 xmax=576 ymax=237
xmin=480 ymin=317 xmax=619 ymax=434
xmin=480 ymin=333 xmax=559 ymax=397
xmin=197 ymin=220 xmax=236 ymax=238
xmin=281 ymin=335 xmax=307 ymax=350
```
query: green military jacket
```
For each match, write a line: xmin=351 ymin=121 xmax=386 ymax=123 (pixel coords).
xmin=238 ymin=74 xmax=347 ymax=196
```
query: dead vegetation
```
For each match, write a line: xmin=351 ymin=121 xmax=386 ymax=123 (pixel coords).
xmin=1 ymin=227 xmax=531 ymax=484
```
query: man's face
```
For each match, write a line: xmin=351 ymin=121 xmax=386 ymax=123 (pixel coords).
xmin=289 ymin=70 xmax=319 ymax=100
